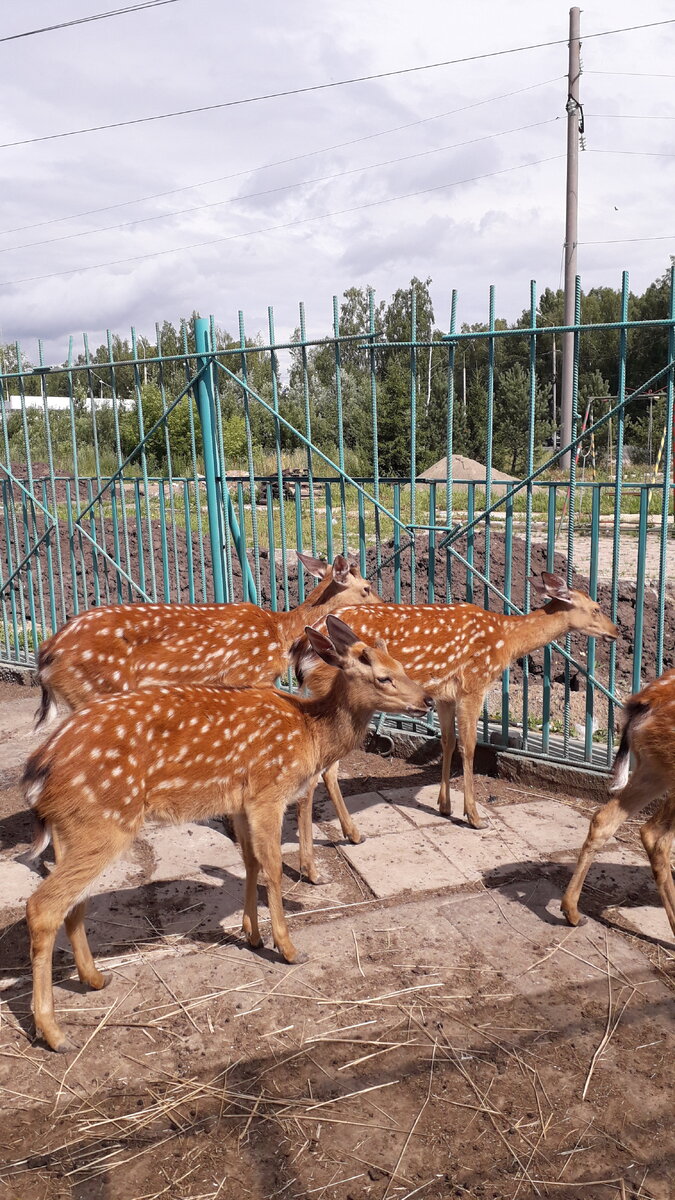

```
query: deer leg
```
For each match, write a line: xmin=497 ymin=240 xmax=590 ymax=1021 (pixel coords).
xmin=436 ymin=700 xmax=457 ymax=817
xmin=297 ymin=776 xmax=322 ymax=885
xmin=64 ymin=902 xmax=108 ymax=991
xmin=27 ymin=837 xmax=127 ymax=1052
xmin=456 ymin=692 xmax=486 ymax=829
xmin=561 ymin=777 xmax=654 ymax=927
xmin=640 ymin=794 xmax=675 ymax=938
xmin=322 ymin=761 xmax=362 ymax=845
xmin=248 ymin=804 xmax=304 ymax=964
xmin=233 ymin=814 xmax=262 ymax=949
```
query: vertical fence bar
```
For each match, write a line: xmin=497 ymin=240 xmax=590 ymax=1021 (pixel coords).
xmin=657 ymin=266 xmax=675 ymax=675
xmin=541 ymin=485 xmax=557 ymax=755
xmin=156 ymin=322 xmax=183 ymax=604
xmin=428 ymin=483 xmax=436 ymax=602
xmin=182 ymin=321 xmax=207 ymax=602
xmin=268 ymin=306 xmax=288 ymax=607
xmin=368 ymin=289 xmax=382 ymax=592
xmin=332 ymin=296 xmax=348 ymax=555
xmin=325 ymin=483 xmax=333 ymax=562
xmin=237 ymin=311 xmax=261 ymax=601
xmin=501 ymin=485 xmax=514 ymax=745
xmin=607 ymin=272 xmax=630 ymax=755
xmin=294 ymin=482 xmax=305 ymax=602
xmin=299 ymin=302 xmax=317 ymax=557
xmin=466 ymin=485 xmax=475 ymax=604
xmin=194 ymin=318 xmax=225 ymax=603
xmin=410 ymin=288 xmax=417 ymax=602
xmin=209 ymin=315 xmax=235 ymax=604
xmin=266 ymin=484 xmax=277 ymax=611
xmin=563 ymin=278 xmax=582 ymax=760
xmin=106 ymin=330 xmax=132 ymax=603
xmin=393 ymin=484 xmax=401 ymax=603
xmin=521 ymin=281 xmax=537 ymax=752
xmin=445 ymin=291 xmax=457 ymax=602
xmin=183 ymin=479 xmax=196 ymax=603
xmin=632 ymin=486 xmax=648 ymax=695
xmin=129 ymin=328 xmax=158 ymax=602
xmin=484 ymin=286 xmax=495 ymax=612
xmin=583 ymin=484 xmax=601 ymax=762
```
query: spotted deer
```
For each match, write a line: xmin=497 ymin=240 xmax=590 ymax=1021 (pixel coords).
xmin=24 ymin=615 xmax=432 ymax=1051
xmin=292 ymin=572 xmax=617 ymax=880
xmin=34 ymin=553 xmax=376 ymax=852
xmin=561 ymin=669 xmax=675 ymax=938
xmin=36 ymin=552 xmax=376 ymax=722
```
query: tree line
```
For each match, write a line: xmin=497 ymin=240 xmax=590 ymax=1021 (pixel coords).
xmin=2 ymin=270 xmax=673 ymax=479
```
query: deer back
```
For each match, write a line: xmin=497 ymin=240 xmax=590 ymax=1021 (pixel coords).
xmin=36 ymin=555 xmax=377 ymax=717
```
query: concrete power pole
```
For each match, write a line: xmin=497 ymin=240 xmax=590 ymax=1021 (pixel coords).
xmin=560 ymin=6 xmax=582 ymax=472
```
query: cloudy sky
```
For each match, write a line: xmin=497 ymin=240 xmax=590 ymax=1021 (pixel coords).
xmin=2 ymin=0 xmax=674 ymax=363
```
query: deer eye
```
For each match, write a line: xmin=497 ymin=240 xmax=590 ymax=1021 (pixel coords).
xmin=363 ymin=585 xmax=371 ymax=595
xmin=376 ymin=676 xmax=392 ymax=685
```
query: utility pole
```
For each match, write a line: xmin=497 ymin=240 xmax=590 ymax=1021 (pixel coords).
xmin=560 ymin=6 xmax=582 ymax=472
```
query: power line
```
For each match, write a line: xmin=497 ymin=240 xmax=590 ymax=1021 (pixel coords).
xmin=1 ymin=154 xmax=564 ymax=286
xmin=586 ymin=112 xmax=675 ymax=119
xmin=586 ymin=70 xmax=675 ymax=78
xmin=1 ymin=1 xmax=183 ymax=43
xmin=1 ymin=118 xmax=559 ymax=255
xmin=589 ymin=148 xmax=675 ymax=157
xmin=3 ymin=18 xmax=673 ymax=151
xmin=0 ymin=76 xmax=563 ymax=237
xmin=579 ymin=233 xmax=675 ymax=245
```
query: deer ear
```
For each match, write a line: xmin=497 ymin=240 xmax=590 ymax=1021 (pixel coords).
xmin=325 ymin=615 xmax=361 ymax=654
xmin=374 ymin=637 xmax=388 ymax=653
xmin=304 ymin=626 xmax=342 ymax=668
xmin=297 ymin=551 xmax=328 ymax=578
xmin=533 ymin=572 xmax=573 ymax=604
xmin=331 ymin=555 xmax=351 ymax=586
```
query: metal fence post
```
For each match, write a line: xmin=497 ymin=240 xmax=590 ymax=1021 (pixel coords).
xmin=194 ymin=318 xmax=226 ymax=602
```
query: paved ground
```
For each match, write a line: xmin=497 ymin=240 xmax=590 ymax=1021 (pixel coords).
xmin=1 ymin=691 xmax=674 ymax=1199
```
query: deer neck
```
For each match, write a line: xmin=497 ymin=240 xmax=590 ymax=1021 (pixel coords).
xmin=505 ymin=601 xmax=575 ymax=660
xmin=274 ymin=583 xmax=342 ymax=647
xmin=302 ymin=673 xmax=374 ymax=766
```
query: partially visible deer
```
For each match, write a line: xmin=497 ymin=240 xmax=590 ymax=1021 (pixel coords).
xmin=562 ymin=669 xmax=675 ymax=938
xmin=292 ymin=572 xmax=616 ymax=879
xmin=36 ymin=552 xmax=376 ymax=722
xmin=24 ymin=615 xmax=432 ymax=1051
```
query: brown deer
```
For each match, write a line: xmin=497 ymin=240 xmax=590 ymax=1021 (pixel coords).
xmin=24 ymin=615 xmax=433 ymax=1051
xmin=292 ymin=573 xmax=616 ymax=881
xmin=561 ymin=668 xmax=675 ymax=938
xmin=34 ymin=552 xmax=376 ymax=851
xmin=36 ymin=552 xmax=375 ymax=722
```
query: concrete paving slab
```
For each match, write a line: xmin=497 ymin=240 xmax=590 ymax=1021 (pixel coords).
xmin=494 ymin=798 xmax=602 ymax=856
xmin=615 ymin=904 xmax=674 ymax=946
xmin=425 ymin=819 xmax=533 ymax=883
xmin=342 ymin=827 xmax=467 ymax=898
xmin=325 ymin=791 xmax=411 ymax=839
xmin=146 ymin=820 xmax=245 ymax=884
xmin=379 ymin=782 xmax=463 ymax=826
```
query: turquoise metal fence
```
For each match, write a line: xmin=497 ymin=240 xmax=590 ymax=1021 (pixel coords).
xmin=1 ymin=272 xmax=673 ymax=774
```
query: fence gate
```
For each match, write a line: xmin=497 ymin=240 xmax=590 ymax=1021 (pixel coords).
xmin=2 ymin=278 xmax=674 ymax=774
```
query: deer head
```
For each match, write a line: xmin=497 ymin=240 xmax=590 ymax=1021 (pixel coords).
xmin=297 ymin=551 xmax=377 ymax=609
xmin=530 ymin=572 xmax=617 ymax=641
xmin=302 ymin=615 xmax=433 ymax=716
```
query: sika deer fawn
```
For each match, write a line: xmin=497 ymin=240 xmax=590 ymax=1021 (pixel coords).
xmin=561 ymin=669 xmax=675 ymax=938
xmin=34 ymin=552 xmax=376 ymax=851
xmin=24 ymin=616 xmax=432 ymax=1051
xmin=293 ymin=572 xmax=616 ymax=880
xmin=36 ymin=552 xmax=375 ymax=721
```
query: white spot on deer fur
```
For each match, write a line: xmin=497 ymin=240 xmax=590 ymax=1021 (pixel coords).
xmin=495 ymin=639 xmax=505 ymax=649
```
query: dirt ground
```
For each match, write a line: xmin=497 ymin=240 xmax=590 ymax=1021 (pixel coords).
xmin=1 ymin=681 xmax=675 ymax=1200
